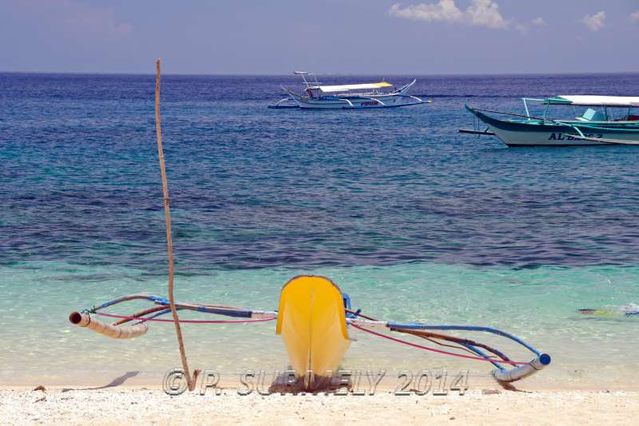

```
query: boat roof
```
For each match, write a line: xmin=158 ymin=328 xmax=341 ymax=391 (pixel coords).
xmin=545 ymin=95 xmax=639 ymax=107
xmin=314 ymin=82 xmax=393 ymax=93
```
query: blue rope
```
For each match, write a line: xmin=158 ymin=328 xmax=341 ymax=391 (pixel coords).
xmin=387 ymin=322 xmax=542 ymax=357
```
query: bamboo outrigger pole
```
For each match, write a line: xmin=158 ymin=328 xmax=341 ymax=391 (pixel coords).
xmin=155 ymin=59 xmax=199 ymax=391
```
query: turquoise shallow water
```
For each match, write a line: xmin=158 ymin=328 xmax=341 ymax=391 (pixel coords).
xmin=1 ymin=261 xmax=637 ymax=389
xmin=1 ymin=73 xmax=639 ymax=389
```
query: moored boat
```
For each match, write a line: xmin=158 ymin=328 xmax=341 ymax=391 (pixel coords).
xmin=269 ymin=71 xmax=426 ymax=109
xmin=70 ymin=276 xmax=551 ymax=389
xmin=461 ymin=96 xmax=639 ymax=146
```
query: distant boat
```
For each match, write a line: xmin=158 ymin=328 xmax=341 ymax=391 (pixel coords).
xmin=460 ymin=95 xmax=639 ymax=146
xmin=269 ymin=71 xmax=427 ymax=109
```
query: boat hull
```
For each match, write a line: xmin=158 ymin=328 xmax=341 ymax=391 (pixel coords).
xmin=467 ymin=106 xmax=639 ymax=146
xmin=276 ymin=276 xmax=350 ymax=388
xmin=295 ymin=94 xmax=423 ymax=109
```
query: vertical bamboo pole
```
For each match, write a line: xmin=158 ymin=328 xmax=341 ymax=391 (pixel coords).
xmin=154 ymin=58 xmax=198 ymax=391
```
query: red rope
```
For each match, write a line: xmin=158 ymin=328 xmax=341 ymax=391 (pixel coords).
xmin=96 ymin=312 xmax=276 ymax=324
xmin=351 ymin=323 xmax=529 ymax=366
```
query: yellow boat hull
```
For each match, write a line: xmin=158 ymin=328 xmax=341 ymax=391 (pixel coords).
xmin=276 ymin=276 xmax=350 ymax=387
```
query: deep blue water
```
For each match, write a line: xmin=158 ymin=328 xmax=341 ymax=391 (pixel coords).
xmin=2 ymin=72 xmax=639 ymax=271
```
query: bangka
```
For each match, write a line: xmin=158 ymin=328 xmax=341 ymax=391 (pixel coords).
xmin=269 ymin=71 xmax=427 ymax=109
xmin=69 ymin=60 xmax=550 ymax=391
xmin=461 ymin=96 xmax=639 ymax=146
xmin=70 ymin=275 xmax=551 ymax=389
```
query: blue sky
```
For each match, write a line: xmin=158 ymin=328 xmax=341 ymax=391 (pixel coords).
xmin=1 ymin=0 xmax=638 ymax=74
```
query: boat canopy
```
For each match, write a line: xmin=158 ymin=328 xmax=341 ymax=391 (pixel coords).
xmin=315 ymin=82 xmax=393 ymax=93
xmin=545 ymin=95 xmax=639 ymax=107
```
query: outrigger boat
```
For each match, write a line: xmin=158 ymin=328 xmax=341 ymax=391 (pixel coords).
xmin=70 ymin=275 xmax=551 ymax=388
xmin=69 ymin=60 xmax=550 ymax=391
xmin=269 ymin=71 xmax=426 ymax=110
xmin=461 ymin=96 xmax=639 ymax=146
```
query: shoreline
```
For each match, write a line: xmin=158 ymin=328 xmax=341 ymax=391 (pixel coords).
xmin=3 ymin=386 xmax=637 ymax=425
xmin=4 ymin=367 xmax=639 ymax=393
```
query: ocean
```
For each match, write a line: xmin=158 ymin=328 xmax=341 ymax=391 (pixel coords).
xmin=1 ymin=72 xmax=638 ymax=389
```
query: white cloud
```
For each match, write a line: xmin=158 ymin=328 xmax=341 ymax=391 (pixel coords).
xmin=388 ymin=1 xmax=463 ymax=24
xmin=630 ymin=11 xmax=639 ymax=23
xmin=531 ymin=17 xmax=545 ymax=26
xmin=514 ymin=23 xmax=527 ymax=34
xmin=514 ymin=17 xmax=546 ymax=34
xmin=582 ymin=11 xmax=605 ymax=32
xmin=466 ymin=0 xmax=507 ymax=28
xmin=388 ymin=0 xmax=508 ymax=29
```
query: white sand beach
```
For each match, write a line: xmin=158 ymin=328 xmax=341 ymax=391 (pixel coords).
xmin=2 ymin=386 xmax=636 ymax=425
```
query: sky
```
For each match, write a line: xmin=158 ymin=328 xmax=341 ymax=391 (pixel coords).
xmin=0 ymin=0 xmax=638 ymax=75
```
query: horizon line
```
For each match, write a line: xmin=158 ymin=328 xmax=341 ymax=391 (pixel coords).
xmin=2 ymin=70 xmax=639 ymax=78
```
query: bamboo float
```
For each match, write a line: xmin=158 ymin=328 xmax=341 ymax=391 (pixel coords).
xmin=68 ymin=312 xmax=148 ymax=339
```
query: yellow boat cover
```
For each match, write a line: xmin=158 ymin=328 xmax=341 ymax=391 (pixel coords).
xmin=276 ymin=276 xmax=350 ymax=382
